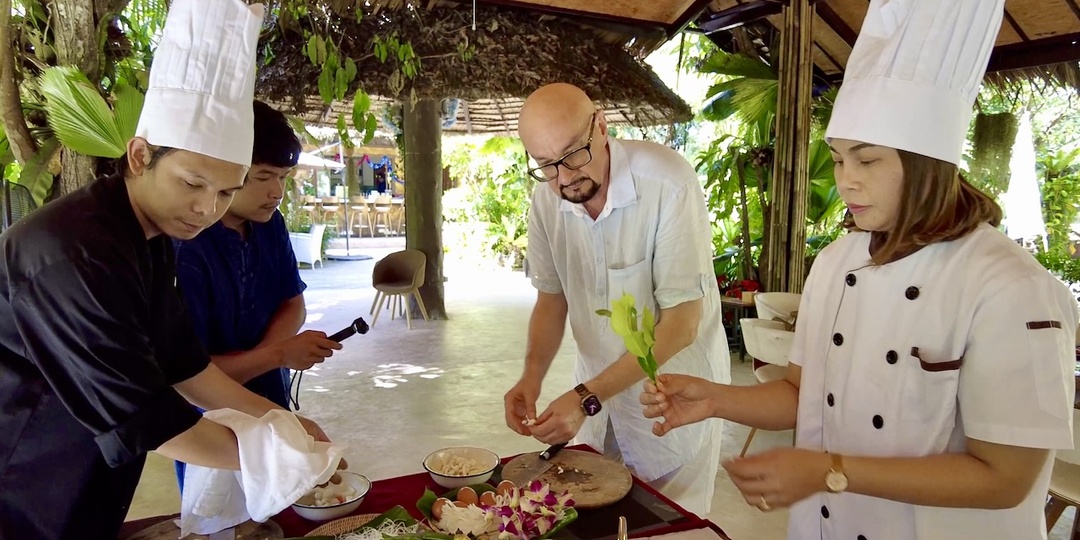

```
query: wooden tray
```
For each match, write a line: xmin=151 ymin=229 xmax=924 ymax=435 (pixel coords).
xmin=124 ymin=518 xmax=283 ymax=540
xmin=501 ymin=449 xmax=632 ymax=509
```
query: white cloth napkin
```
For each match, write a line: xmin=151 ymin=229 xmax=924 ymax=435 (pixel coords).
xmin=178 ymin=409 xmax=347 ymax=537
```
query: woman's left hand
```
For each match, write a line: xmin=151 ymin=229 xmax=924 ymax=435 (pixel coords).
xmin=722 ymin=448 xmax=832 ymax=511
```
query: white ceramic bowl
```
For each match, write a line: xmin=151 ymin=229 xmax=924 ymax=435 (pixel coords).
xmin=422 ymin=447 xmax=500 ymax=489
xmin=291 ymin=471 xmax=372 ymax=522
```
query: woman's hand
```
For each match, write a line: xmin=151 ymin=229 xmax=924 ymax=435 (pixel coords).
xmin=722 ymin=448 xmax=831 ymax=511
xmin=639 ymin=373 xmax=717 ymax=436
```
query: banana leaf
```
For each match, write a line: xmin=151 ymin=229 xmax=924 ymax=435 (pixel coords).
xmin=280 ymin=505 xmax=453 ymax=540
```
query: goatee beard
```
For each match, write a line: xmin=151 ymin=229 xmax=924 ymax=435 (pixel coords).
xmin=560 ymin=177 xmax=600 ymax=204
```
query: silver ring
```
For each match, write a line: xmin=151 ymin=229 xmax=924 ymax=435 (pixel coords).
xmin=758 ymin=495 xmax=771 ymax=511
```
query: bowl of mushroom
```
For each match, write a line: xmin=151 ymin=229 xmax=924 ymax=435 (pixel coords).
xmin=422 ymin=447 xmax=500 ymax=489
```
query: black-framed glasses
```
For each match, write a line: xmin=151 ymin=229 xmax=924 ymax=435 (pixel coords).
xmin=526 ymin=112 xmax=596 ymax=182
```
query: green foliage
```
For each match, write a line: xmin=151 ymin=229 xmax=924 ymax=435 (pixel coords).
xmin=1039 ymin=147 xmax=1080 ymax=250
xmin=443 ymin=137 xmax=531 ymax=267
xmin=969 ymin=112 xmax=1019 ymax=198
xmin=38 ymin=66 xmax=144 ymax=158
xmin=1034 ymin=243 xmax=1080 ymax=285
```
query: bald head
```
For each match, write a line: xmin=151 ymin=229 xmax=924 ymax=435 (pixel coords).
xmin=518 ymin=83 xmax=599 ymax=161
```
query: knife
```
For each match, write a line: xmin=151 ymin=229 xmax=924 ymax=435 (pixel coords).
xmin=517 ymin=442 xmax=568 ymax=484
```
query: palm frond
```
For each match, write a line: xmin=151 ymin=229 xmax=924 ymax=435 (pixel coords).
xmin=112 ymin=80 xmax=145 ymax=143
xmin=39 ymin=66 xmax=126 ymax=158
xmin=698 ymin=49 xmax=777 ymax=80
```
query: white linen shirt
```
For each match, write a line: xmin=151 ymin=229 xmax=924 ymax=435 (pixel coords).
xmin=526 ymin=137 xmax=730 ymax=481
xmin=789 ymin=223 xmax=1078 ymax=540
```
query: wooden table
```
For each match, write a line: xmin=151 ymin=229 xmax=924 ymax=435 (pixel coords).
xmin=120 ymin=446 xmax=732 ymax=540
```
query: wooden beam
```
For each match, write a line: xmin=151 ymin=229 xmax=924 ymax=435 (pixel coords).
xmin=475 ymin=0 xmax=667 ymax=39
xmin=666 ymin=0 xmax=715 ymax=37
xmin=1003 ymin=9 xmax=1030 ymax=42
xmin=696 ymin=0 xmax=785 ymax=34
xmin=1065 ymin=0 xmax=1080 ymax=25
xmin=986 ymin=32 xmax=1080 ymax=72
xmin=816 ymin=1 xmax=856 ymax=47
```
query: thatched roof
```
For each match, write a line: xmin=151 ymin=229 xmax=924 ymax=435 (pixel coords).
xmin=256 ymin=2 xmax=695 ymax=133
xmin=698 ymin=0 xmax=1080 ymax=88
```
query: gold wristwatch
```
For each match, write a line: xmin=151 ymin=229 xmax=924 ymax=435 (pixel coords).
xmin=825 ymin=453 xmax=848 ymax=494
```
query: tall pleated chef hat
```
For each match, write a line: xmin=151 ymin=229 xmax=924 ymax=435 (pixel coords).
xmin=825 ymin=0 xmax=1006 ymax=165
xmin=134 ymin=0 xmax=265 ymax=167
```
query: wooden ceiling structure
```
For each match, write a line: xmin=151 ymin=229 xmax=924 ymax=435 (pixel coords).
xmin=271 ymin=0 xmax=1080 ymax=133
xmin=695 ymin=0 xmax=1080 ymax=82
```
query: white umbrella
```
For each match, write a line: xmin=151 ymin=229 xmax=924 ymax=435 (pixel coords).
xmin=295 ymin=151 xmax=345 ymax=170
xmin=1003 ymin=111 xmax=1047 ymax=247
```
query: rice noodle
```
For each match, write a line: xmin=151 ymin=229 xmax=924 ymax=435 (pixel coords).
xmin=338 ymin=519 xmax=420 ymax=540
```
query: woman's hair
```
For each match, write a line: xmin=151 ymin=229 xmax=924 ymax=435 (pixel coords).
xmin=843 ymin=149 xmax=1002 ymax=264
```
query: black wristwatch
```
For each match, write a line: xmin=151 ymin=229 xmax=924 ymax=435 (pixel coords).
xmin=575 ymin=384 xmax=602 ymax=416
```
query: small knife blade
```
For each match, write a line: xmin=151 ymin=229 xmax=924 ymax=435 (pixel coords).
xmin=518 ymin=442 xmax=568 ymax=484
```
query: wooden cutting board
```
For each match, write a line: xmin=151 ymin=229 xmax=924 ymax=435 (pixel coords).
xmin=123 ymin=518 xmax=283 ymax=540
xmin=501 ymin=449 xmax=632 ymax=509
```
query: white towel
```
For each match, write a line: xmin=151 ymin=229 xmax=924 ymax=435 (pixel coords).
xmin=178 ymin=409 xmax=347 ymax=537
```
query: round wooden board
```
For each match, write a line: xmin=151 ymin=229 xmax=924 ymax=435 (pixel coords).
xmin=501 ymin=449 xmax=632 ymax=509
xmin=124 ymin=519 xmax=282 ymax=540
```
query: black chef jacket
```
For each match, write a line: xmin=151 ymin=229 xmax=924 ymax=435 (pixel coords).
xmin=0 ymin=174 xmax=211 ymax=539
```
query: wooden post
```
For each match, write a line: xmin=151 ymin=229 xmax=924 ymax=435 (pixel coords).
xmin=402 ymin=98 xmax=446 ymax=319
xmin=765 ymin=0 xmax=814 ymax=293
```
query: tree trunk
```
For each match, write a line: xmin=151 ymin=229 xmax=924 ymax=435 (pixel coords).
xmin=51 ymin=0 xmax=102 ymax=195
xmin=403 ymin=98 xmax=446 ymax=319
xmin=0 ymin=0 xmax=37 ymax=165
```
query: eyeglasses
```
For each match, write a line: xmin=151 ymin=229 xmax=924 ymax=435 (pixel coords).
xmin=526 ymin=112 xmax=596 ymax=182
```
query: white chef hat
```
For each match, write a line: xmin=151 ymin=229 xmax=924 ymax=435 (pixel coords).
xmin=825 ymin=0 xmax=1006 ymax=165
xmin=134 ymin=0 xmax=265 ymax=167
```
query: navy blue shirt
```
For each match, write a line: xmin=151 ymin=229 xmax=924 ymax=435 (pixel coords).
xmin=174 ymin=211 xmax=306 ymax=408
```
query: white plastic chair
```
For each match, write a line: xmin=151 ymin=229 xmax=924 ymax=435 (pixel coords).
xmin=288 ymin=223 xmax=326 ymax=268
xmin=1046 ymin=409 xmax=1080 ymax=538
xmin=755 ymin=292 xmax=801 ymax=326
xmin=739 ymin=318 xmax=794 ymax=457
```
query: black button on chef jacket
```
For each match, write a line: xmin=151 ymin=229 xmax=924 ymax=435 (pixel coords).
xmin=0 ymin=174 xmax=210 ymax=540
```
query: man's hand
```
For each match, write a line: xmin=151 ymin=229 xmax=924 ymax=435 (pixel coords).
xmin=275 ymin=330 xmax=342 ymax=371
xmin=529 ymin=390 xmax=586 ymax=445
xmin=296 ymin=414 xmax=331 ymax=442
xmin=504 ymin=378 xmax=542 ymax=435
xmin=640 ymin=373 xmax=717 ymax=436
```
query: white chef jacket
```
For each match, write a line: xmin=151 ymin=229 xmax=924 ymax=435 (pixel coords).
xmin=790 ymin=223 xmax=1078 ymax=540
xmin=526 ymin=137 xmax=729 ymax=482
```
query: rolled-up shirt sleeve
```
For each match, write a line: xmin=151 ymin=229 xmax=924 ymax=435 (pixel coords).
xmin=652 ymin=182 xmax=710 ymax=309
xmin=11 ymin=258 xmax=204 ymax=467
xmin=526 ymin=189 xmax=563 ymax=295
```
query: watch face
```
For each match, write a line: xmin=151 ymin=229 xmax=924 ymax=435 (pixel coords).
xmin=825 ymin=471 xmax=848 ymax=493
xmin=582 ymin=396 xmax=602 ymax=416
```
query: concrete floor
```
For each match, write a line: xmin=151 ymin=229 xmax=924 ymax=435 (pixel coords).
xmin=126 ymin=238 xmax=1077 ymax=540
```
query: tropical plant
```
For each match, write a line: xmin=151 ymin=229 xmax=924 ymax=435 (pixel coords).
xmin=693 ymin=46 xmax=844 ymax=287
xmin=1039 ymin=147 xmax=1080 ymax=250
xmin=443 ymin=136 xmax=532 ymax=268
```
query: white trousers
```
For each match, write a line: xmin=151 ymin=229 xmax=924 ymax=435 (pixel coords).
xmin=601 ymin=419 xmax=721 ymax=517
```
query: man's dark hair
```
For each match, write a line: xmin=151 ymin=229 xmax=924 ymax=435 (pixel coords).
xmin=252 ymin=100 xmax=301 ymax=168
